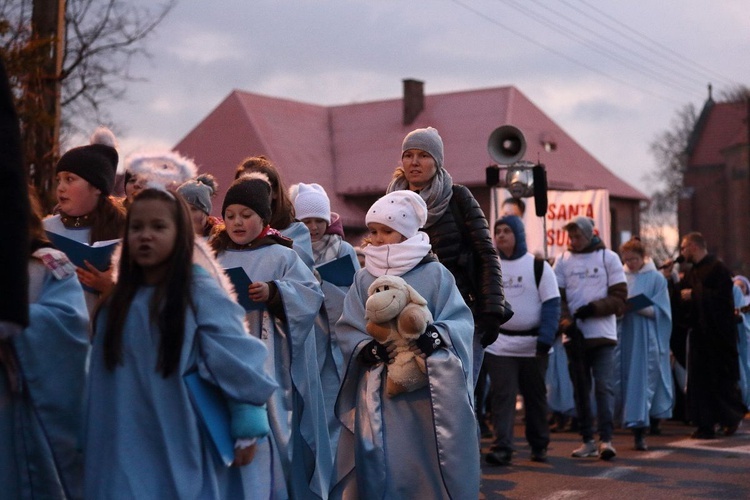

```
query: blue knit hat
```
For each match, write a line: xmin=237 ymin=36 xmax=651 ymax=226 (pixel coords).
xmin=496 ymin=215 xmax=527 ymax=260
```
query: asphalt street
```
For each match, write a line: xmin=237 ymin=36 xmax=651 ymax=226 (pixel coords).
xmin=480 ymin=416 xmax=750 ymax=499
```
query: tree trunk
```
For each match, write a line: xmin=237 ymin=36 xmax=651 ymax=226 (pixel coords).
xmin=24 ymin=0 xmax=65 ymax=213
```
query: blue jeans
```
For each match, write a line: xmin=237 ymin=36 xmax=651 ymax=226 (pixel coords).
xmin=566 ymin=343 xmax=616 ymax=442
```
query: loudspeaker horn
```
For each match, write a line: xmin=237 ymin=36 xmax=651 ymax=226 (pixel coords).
xmin=487 ymin=125 xmax=526 ymax=165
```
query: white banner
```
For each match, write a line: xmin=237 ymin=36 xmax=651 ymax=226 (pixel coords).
xmin=493 ymin=189 xmax=610 ymax=261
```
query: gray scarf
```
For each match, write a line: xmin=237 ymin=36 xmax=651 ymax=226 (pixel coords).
xmin=386 ymin=167 xmax=453 ymax=229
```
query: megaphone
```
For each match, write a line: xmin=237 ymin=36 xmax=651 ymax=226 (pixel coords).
xmin=487 ymin=125 xmax=526 ymax=165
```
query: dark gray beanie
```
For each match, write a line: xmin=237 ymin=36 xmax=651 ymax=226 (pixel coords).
xmin=222 ymin=173 xmax=272 ymax=222
xmin=401 ymin=126 xmax=444 ymax=169
xmin=56 ymin=127 xmax=118 ymax=194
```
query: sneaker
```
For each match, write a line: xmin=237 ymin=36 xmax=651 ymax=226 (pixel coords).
xmin=485 ymin=449 xmax=512 ymax=466
xmin=599 ymin=441 xmax=617 ymax=460
xmin=571 ymin=440 xmax=598 ymax=458
xmin=530 ymin=448 xmax=547 ymax=462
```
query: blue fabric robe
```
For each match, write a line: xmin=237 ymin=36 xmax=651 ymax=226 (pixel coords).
xmin=615 ymin=261 xmax=673 ymax=428
xmin=84 ymin=267 xmax=277 ymax=499
xmin=218 ymin=245 xmax=332 ymax=499
xmin=733 ymin=286 xmax=750 ymax=407
xmin=315 ymin=242 xmax=361 ymax=461
xmin=331 ymin=261 xmax=479 ymax=500
xmin=0 ymin=253 xmax=89 ymax=499
xmin=546 ymin=337 xmax=576 ymax=416
xmin=281 ymin=221 xmax=315 ymax=269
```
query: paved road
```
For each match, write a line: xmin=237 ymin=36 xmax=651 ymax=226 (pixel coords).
xmin=480 ymin=417 xmax=750 ymax=499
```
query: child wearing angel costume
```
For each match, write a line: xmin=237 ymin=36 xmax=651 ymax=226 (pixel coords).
xmin=331 ymin=190 xmax=479 ymax=500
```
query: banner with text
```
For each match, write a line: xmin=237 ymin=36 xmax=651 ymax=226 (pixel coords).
xmin=495 ymin=189 xmax=610 ymax=260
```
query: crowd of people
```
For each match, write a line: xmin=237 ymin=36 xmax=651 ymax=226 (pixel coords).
xmin=2 ymin=59 xmax=749 ymax=497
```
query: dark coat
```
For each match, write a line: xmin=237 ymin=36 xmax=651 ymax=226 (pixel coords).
xmin=0 ymin=58 xmax=29 ymax=327
xmin=422 ymin=185 xmax=511 ymax=329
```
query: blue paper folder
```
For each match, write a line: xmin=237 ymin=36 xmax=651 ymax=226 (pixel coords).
xmin=223 ymin=267 xmax=263 ymax=311
xmin=184 ymin=372 xmax=234 ymax=467
xmin=315 ymin=256 xmax=356 ymax=287
xmin=627 ymin=293 xmax=654 ymax=312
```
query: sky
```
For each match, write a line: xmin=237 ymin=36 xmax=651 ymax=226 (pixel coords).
xmin=103 ymin=0 xmax=750 ymax=196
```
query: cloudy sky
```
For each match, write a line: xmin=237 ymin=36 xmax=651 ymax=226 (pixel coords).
xmin=105 ymin=0 xmax=749 ymax=195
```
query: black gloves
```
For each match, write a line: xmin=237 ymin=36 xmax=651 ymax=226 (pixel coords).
xmin=476 ymin=316 xmax=500 ymax=348
xmin=415 ymin=325 xmax=443 ymax=356
xmin=573 ymin=303 xmax=596 ymax=321
xmin=359 ymin=340 xmax=389 ymax=366
xmin=536 ymin=341 xmax=551 ymax=357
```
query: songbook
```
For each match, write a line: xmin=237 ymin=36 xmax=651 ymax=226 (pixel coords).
xmin=45 ymin=231 xmax=119 ymax=271
xmin=223 ymin=267 xmax=263 ymax=311
xmin=627 ymin=293 xmax=654 ymax=312
xmin=315 ymin=256 xmax=356 ymax=287
xmin=184 ymin=372 xmax=234 ymax=467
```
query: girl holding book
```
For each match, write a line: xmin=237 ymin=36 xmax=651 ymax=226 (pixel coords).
xmin=293 ymin=182 xmax=360 ymax=462
xmin=43 ymin=127 xmax=126 ymax=311
xmin=211 ymin=174 xmax=333 ymax=499
xmin=234 ymin=156 xmax=315 ymax=269
xmin=84 ymin=187 xmax=277 ymax=498
xmin=331 ymin=190 xmax=479 ymax=500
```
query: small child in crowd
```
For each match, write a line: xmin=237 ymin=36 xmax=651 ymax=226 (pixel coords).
xmin=84 ymin=187 xmax=277 ymax=498
xmin=211 ymin=173 xmax=333 ymax=499
xmin=43 ymin=127 xmax=126 ymax=309
xmin=331 ymin=190 xmax=479 ymax=500
xmin=177 ymin=173 xmax=220 ymax=239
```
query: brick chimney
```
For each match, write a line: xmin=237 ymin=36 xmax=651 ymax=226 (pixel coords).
xmin=403 ymin=79 xmax=424 ymax=125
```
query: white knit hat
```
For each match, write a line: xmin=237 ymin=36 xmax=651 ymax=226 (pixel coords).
xmin=366 ymin=190 xmax=427 ymax=238
xmin=294 ymin=183 xmax=331 ymax=224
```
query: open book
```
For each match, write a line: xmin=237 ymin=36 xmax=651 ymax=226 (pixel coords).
xmin=315 ymin=256 xmax=356 ymax=287
xmin=45 ymin=231 xmax=119 ymax=271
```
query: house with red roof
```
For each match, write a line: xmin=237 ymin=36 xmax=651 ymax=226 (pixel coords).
xmin=174 ymin=80 xmax=645 ymax=247
xmin=680 ymin=90 xmax=750 ymax=272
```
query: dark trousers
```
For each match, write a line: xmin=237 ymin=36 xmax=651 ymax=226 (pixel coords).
xmin=484 ymin=353 xmax=550 ymax=452
xmin=565 ymin=343 xmax=615 ymax=442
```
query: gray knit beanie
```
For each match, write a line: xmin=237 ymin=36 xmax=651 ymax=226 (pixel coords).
xmin=178 ymin=174 xmax=218 ymax=215
xmin=401 ymin=126 xmax=444 ymax=169
xmin=564 ymin=216 xmax=595 ymax=241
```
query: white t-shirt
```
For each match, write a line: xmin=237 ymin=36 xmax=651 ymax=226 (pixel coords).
xmin=553 ymin=248 xmax=626 ymax=342
xmin=485 ymin=253 xmax=560 ymax=357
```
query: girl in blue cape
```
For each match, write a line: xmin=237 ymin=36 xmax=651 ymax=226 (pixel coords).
xmin=293 ymin=182 xmax=361 ymax=462
xmin=85 ymin=188 xmax=277 ymax=498
xmin=211 ymin=173 xmax=332 ymax=499
xmin=616 ymin=237 xmax=673 ymax=451
xmin=1 ymin=191 xmax=89 ymax=499
xmin=43 ymin=127 xmax=126 ymax=312
xmin=331 ymin=190 xmax=479 ymax=500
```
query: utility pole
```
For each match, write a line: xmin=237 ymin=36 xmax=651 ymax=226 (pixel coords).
xmin=25 ymin=0 xmax=65 ymax=211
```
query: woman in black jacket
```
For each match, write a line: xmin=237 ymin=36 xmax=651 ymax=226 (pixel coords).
xmin=386 ymin=127 xmax=512 ymax=387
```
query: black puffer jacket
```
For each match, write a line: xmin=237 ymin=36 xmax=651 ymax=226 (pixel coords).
xmin=423 ymin=185 xmax=511 ymax=328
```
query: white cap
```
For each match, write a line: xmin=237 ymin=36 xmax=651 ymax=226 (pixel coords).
xmin=294 ymin=183 xmax=331 ymax=224
xmin=366 ymin=190 xmax=428 ymax=238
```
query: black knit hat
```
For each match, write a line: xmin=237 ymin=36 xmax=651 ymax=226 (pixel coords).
xmin=56 ymin=127 xmax=118 ymax=195
xmin=222 ymin=172 xmax=272 ymax=222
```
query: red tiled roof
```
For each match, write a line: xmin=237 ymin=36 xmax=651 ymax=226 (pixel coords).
xmin=174 ymin=85 xmax=646 ymax=225
xmin=689 ymin=101 xmax=749 ymax=166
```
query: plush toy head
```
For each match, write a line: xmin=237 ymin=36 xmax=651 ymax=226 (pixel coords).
xmin=366 ymin=275 xmax=427 ymax=324
xmin=365 ymin=275 xmax=433 ymax=396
